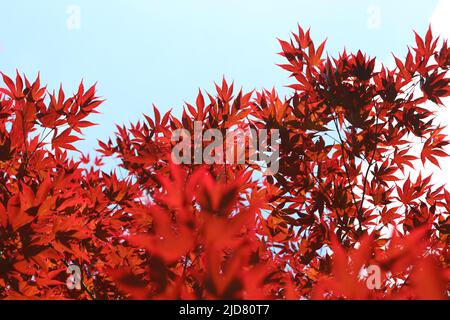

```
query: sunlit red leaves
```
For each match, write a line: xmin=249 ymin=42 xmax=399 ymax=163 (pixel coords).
xmin=52 ymin=128 xmax=83 ymax=152
xmin=0 ymin=72 xmax=109 ymax=299
xmin=313 ymin=228 xmax=448 ymax=300
xmin=420 ymin=129 xmax=449 ymax=167
xmin=0 ymin=71 xmax=26 ymax=100
xmin=391 ymin=147 xmax=417 ymax=173
xmin=421 ymin=70 xmax=450 ymax=105
xmin=312 ymin=234 xmax=375 ymax=299
xmin=414 ymin=26 xmax=440 ymax=74
xmin=268 ymin=24 xmax=449 ymax=299
xmin=435 ymin=40 xmax=450 ymax=68
xmin=107 ymin=168 xmax=278 ymax=300
xmin=394 ymin=50 xmax=415 ymax=82
xmin=1 ymin=24 xmax=450 ymax=300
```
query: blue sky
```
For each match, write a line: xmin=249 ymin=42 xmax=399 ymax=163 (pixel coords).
xmin=0 ymin=0 xmax=443 ymax=155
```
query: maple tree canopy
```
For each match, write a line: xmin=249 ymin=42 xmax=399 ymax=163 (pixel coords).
xmin=0 ymin=25 xmax=449 ymax=300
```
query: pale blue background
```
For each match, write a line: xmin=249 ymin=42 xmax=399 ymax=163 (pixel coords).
xmin=0 ymin=0 xmax=441 ymax=156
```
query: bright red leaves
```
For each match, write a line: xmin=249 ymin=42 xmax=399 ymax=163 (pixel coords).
xmin=0 ymin=25 xmax=449 ymax=300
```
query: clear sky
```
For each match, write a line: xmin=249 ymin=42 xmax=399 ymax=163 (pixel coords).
xmin=0 ymin=0 xmax=447 ymax=157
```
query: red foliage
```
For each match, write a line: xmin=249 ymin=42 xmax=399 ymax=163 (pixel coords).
xmin=0 ymin=25 xmax=449 ymax=300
